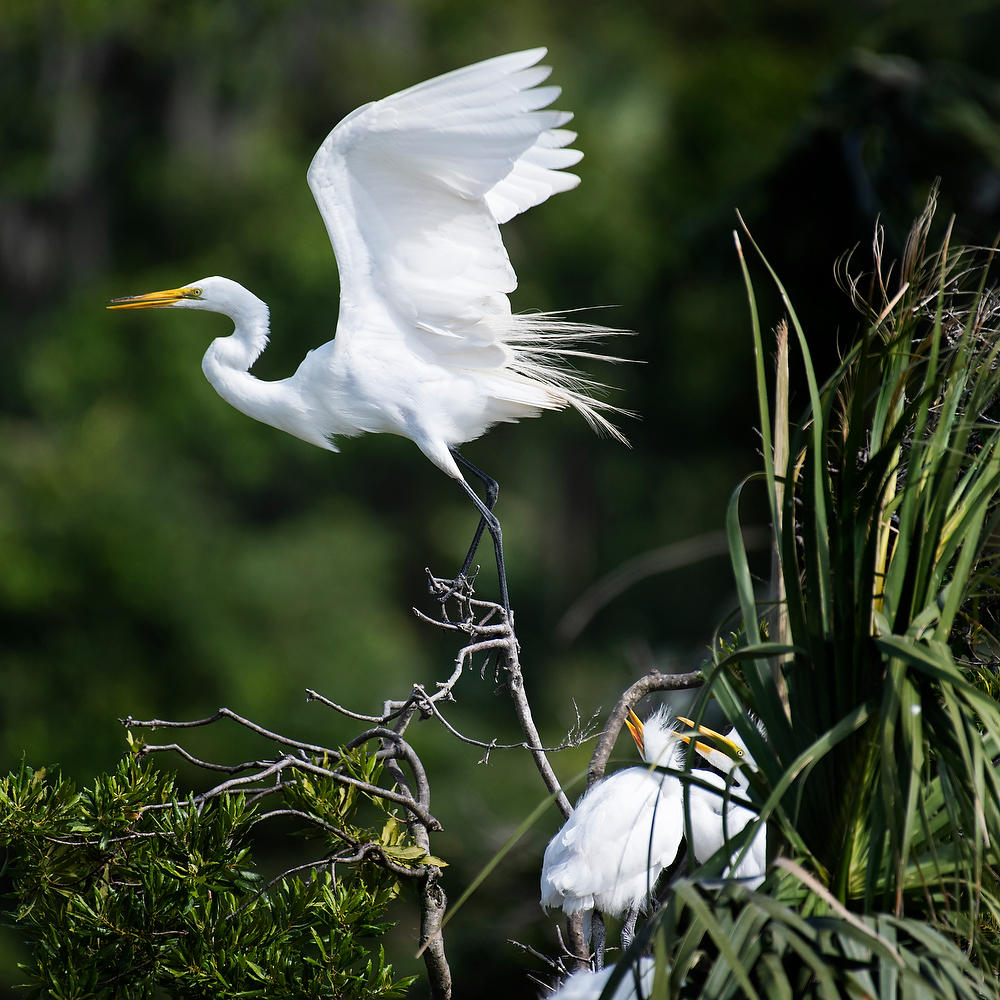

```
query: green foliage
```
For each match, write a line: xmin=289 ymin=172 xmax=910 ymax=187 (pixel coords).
xmin=5 ymin=4 xmax=1000 ymax=996
xmin=631 ymin=872 xmax=990 ymax=1000
xmin=0 ymin=754 xmax=415 ymax=999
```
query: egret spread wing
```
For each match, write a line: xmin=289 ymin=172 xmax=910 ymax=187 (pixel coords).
xmin=306 ymin=48 xmax=582 ymax=364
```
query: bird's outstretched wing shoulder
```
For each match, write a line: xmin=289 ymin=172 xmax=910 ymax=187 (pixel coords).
xmin=306 ymin=48 xmax=582 ymax=358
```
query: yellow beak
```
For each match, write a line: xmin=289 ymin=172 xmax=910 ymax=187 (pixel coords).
xmin=624 ymin=708 xmax=644 ymax=756
xmin=675 ymin=716 xmax=745 ymax=763
xmin=107 ymin=286 xmax=199 ymax=310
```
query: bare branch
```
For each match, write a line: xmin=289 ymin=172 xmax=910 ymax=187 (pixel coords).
xmin=421 ymin=575 xmax=574 ymax=817
xmin=304 ymin=690 xmax=388 ymax=723
xmin=586 ymin=668 xmax=705 ymax=788
xmin=122 ymin=707 xmax=338 ymax=759
xmin=132 ymin=742 xmax=270 ymax=774
xmin=420 ymin=870 xmax=452 ymax=1000
xmin=346 ymin=727 xmax=433 ymax=821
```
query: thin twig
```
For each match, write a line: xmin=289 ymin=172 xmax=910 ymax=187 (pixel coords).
xmin=250 ymin=809 xmax=354 ymax=839
xmin=304 ymin=690 xmax=389 ymax=723
xmin=122 ymin=708 xmax=338 ymax=759
xmin=133 ymin=742 xmax=272 ymax=774
xmin=409 ymin=685 xmax=595 ymax=756
xmin=421 ymin=573 xmax=574 ymax=817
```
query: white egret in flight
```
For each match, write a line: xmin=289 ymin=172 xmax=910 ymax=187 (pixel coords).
xmin=108 ymin=49 xmax=626 ymax=615
xmin=677 ymin=717 xmax=767 ymax=888
xmin=540 ymin=707 xmax=684 ymax=966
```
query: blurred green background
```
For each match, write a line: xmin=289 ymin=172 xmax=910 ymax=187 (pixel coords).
xmin=2 ymin=1 xmax=999 ymax=995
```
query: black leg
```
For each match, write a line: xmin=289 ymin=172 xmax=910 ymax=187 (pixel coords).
xmin=450 ymin=449 xmax=499 ymax=576
xmin=591 ymin=911 xmax=606 ymax=970
xmin=450 ymin=449 xmax=508 ymax=616
xmin=455 ymin=476 xmax=509 ymax=617
xmin=621 ymin=905 xmax=638 ymax=951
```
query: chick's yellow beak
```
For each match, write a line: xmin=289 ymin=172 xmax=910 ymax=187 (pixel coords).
xmin=675 ymin=716 xmax=745 ymax=762
xmin=107 ymin=286 xmax=199 ymax=310
xmin=624 ymin=708 xmax=644 ymax=756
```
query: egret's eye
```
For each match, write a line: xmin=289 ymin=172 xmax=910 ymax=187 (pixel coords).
xmin=189 ymin=287 xmax=202 ymax=297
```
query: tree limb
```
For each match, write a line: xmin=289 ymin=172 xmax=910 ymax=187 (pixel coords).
xmin=586 ymin=668 xmax=705 ymax=789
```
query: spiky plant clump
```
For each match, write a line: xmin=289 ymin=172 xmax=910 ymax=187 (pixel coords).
xmin=660 ymin=190 xmax=1000 ymax=993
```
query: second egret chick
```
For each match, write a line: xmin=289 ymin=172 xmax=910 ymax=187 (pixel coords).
xmin=547 ymin=956 xmax=655 ymax=1000
xmin=540 ymin=707 xmax=684 ymax=962
xmin=677 ymin=718 xmax=766 ymax=888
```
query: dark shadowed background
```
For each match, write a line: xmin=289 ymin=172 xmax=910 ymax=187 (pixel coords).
xmin=3 ymin=1 xmax=999 ymax=995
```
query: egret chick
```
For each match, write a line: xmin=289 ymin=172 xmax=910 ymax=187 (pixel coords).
xmin=540 ymin=707 xmax=683 ymax=964
xmin=547 ymin=956 xmax=655 ymax=1000
xmin=108 ymin=49 xmax=627 ymax=616
xmin=677 ymin=718 xmax=766 ymax=888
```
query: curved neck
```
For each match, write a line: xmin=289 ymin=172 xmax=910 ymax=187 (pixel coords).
xmin=202 ymin=293 xmax=270 ymax=375
xmin=198 ymin=291 xmax=338 ymax=452
xmin=200 ymin=300 xmax=296 ymax=431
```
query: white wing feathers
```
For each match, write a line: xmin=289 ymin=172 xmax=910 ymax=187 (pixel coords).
xmin=331 ymin=48 xmax=581 ymax=219
xmin=307 ymin=49 xmax=577 ymax=334
xmin=306 ymin=48 xmax=626 ymax=442
xmin=487 ymin=126 xmax=581 ymax=225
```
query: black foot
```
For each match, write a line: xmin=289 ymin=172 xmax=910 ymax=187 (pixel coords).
xmin=435 ymin=569 xmax=478 ymax=606
xmin=421 ymin=569 xmax=516 ymax=681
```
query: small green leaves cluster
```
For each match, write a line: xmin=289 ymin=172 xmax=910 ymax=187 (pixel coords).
xmin=0 ymin=753 xmax=415 ymax=999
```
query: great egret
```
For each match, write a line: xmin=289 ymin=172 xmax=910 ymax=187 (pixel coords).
xmin=108 ymin=49 xmax=626 ymax=615
xmin=677 ymin=718 xmax=766 ymax=888
xmin=540 ymin=707 xmax=684 ymax=965
xmin=548 ymin=957 xmax=655 ymax=1000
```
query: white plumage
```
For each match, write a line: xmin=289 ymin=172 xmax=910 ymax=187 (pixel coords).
xmin=679 ymin=721 xmax=767 ymax=888
xmin=111 ymin=49 xmax=623 ymax=466
xmin=108 ymin=49 xmax=625 ymax=612
xmin=547 ymin=957 xmax=655 ymax=1000
xmin=540 ymin=707 xmax=684 ymax=950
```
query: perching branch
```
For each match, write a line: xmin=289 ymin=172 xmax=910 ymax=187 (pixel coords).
xmin=586 ymin=668 xmax=705 ymax=789
xmin=422 ymin=572 xmax=574 ymax=818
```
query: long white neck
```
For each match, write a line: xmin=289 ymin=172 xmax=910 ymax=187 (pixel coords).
xmin=199 ymin=292 xmax=330 ymax=450
xmin=201 ymin=287 xmax=270 ymax=369
xmin=200 ymin=291 xmax=279 ymax=412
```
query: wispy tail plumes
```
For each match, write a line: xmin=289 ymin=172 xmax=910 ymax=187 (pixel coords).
xmin=503 ymin=310 xmax=635 ymax=445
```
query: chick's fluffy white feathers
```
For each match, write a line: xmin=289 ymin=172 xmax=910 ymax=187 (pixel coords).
xmin=540 ymin=708 xmax=683 ymax=921
xmin=687 ymin=728 xmax=766 ymax=887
